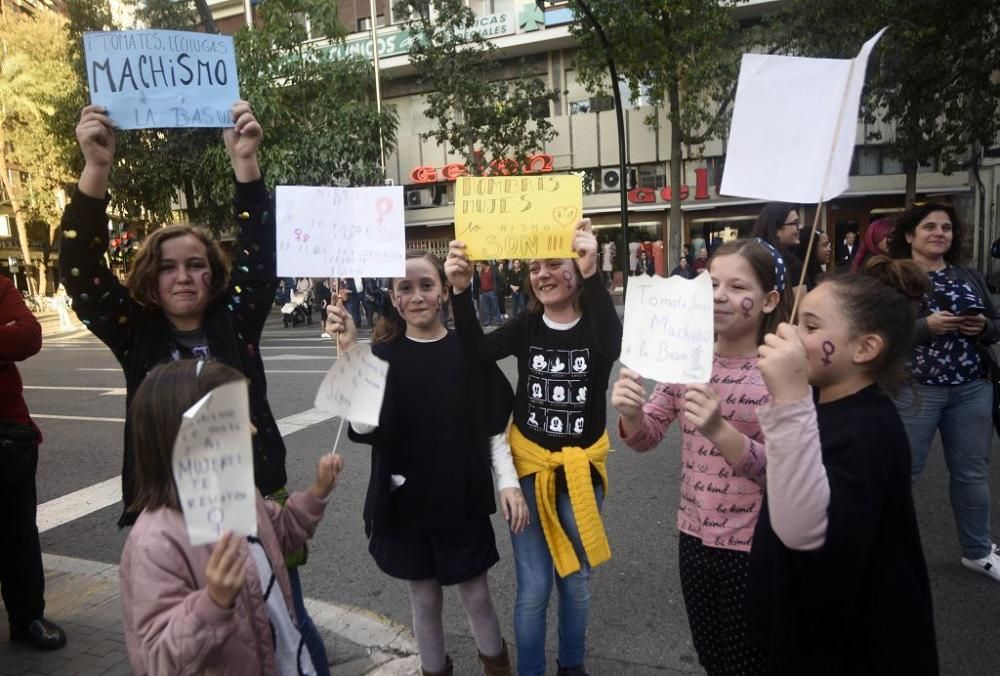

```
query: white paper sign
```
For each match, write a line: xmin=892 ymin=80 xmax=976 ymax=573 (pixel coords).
xmin=276 ymin=185 xmax=406 ymax=278
xmin=314 ymin=345 xmax=390 ymax=427
xmin=83 ymin=30 xmax=240 ymax=130
xmin=620 ymin=273 xmax=714 ymax=384
xmin=172 ymin=380 xmax=257 ymax=546
xmin=720 ymin=29 xmax=886 ymax=204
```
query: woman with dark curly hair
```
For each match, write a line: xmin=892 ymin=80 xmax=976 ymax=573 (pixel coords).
xmin=889 ymin=202 xmax=1000 ymax=582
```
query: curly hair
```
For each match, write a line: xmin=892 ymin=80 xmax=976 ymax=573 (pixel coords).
xmin=126 ymin=226 xmax=230 ymax=308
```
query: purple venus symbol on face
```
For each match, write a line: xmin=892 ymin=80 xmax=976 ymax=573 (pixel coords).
xmin=821 ymin=340 xmax=836 ymax=366
xmin=740 ymin=297 xmax=754 ymax=318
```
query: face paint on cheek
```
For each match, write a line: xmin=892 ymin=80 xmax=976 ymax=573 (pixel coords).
xmin=199 ymin=271 xmax=211 ymax=291
xmin=740 ymin=297 xmax=754 ymax=319
xmin=561 ymin=269 xmax=576 ymax=290
xmin=821 ymin=340 xmax=836 ymax=366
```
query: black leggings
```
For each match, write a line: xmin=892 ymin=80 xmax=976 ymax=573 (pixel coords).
xmin=677 ymin=532 xmax=764 ymax=676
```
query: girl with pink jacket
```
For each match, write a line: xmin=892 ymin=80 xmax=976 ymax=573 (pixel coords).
xmin=118 ymin=359 xmax=343 ymax=675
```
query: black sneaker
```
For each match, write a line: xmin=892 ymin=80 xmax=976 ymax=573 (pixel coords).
xmin=10 ymin=618 xmax=67 ymax=650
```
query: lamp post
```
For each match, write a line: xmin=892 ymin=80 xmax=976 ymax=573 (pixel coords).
xmin=546 ymin=0 xmax=630 ymax=292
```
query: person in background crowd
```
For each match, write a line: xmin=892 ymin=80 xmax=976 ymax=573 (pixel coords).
xmin=274 ymin=278 xmax=291 ymax=308
xmin=889 ymin=202 xmax=1000 ymax=582
xmin=508 ymin=259 xmax=527 ymax=319
xmin=337 ymin=278 xmax=362 ymax=328
xmin=601 ymin=236 xmax=616 ymax=288
xmin=692 ymin=247 xmax=710 ymax=274
xmin=634 ymin=249 xmax=654 ymax=276
xmin=852 ymin=218 xmax=894 ymax=273
xmin=682 ymin=243 xmax=693 ymax=267
xmin=363 ymin=278 xmax=383 ymax=330
xmin=478 ymin=260 xmax=501 ymax=327
xmin=751 ymin=203 xmax=804 ymax=296
xmin=669 ymin=257 xmax=695 ymax=279
xmin=53 ymin=283 xmax=76 ymax=331
xmin=838 ymin=231 xmax=858 ymax=266
xmin=799 ymin=230 xmax=832 ymax=291
xmin=0 ymin=274 xmax=66 ymax=651
xmin=496 ymin=260 xmax=510 ymax=321
xmin=315 ymin=279 xmax=332 ymax=337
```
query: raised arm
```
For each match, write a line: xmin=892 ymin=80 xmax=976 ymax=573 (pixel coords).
xmin=222 ymin=102 xmax=275 ymax=343
xmin=613 ymin=368 xmax=679 ymax=451
xmin=59 ymin=106 xmax=138 ymax=363
xmin=445 ymin=240 xmax=522 ymax=363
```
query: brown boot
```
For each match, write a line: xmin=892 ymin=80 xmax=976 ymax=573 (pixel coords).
xmin=479 ymin=640 xmax=512 ymax=676
xmin=422 ymin=655 xmax=453 ymax=676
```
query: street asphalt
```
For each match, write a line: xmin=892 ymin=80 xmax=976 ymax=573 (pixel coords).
xmin=1 ymin=309 xmax=998 ymax=675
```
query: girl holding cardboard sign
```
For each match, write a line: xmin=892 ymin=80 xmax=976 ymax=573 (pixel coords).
xmin=119 ymin=359 xmax=343 ymax=676
xmin=612 ymin=239 xmax=791 ymax=675
xmin=445 ymin=219 xmax=623 ymax=676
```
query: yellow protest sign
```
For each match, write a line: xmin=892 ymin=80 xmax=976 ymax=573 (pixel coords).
xmin=454 ymin=175 xmax=582 ymax=260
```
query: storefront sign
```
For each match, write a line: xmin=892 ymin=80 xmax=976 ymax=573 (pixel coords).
xmin=323 ymin=12 xmax=513 ymax=61
xmin=410 ymin=153 xmax=555 ymax=184
xmin=627 ymin=168 xmax=710 ymax=204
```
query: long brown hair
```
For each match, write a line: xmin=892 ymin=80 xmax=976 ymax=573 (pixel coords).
xmin=709 ymin=239 xmax=792 ymax=344
xmin=126 ymin=225 xmax=230 ymax=308
xmin=129 ymin=360 xmax=246 ymax=513
xmin=372 ymin=251 xmax=448 ymax=344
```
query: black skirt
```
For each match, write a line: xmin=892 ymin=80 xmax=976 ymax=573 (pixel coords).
xmin=369 ymin=516 xmax=499 ymax=585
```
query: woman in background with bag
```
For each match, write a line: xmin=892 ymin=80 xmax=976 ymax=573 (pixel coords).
xmin=890 ymin=202 xmax=1000 ymax=582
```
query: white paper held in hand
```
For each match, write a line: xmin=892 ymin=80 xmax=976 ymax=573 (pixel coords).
xmin=720 ymin=28 xmax=887 ymax=204
xmin=620 ymin=273 xmax=715 ymax=384
xmin=172 ymin=379 xmax=257 ymax=546
xmin=276 ymin=185 xmax=406 ymax=278
xmin=314 ymin=344 xmax=389 ymax=428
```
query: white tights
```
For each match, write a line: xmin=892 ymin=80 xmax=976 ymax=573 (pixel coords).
xmin=408 ymin=573 xmax=503 ymax=672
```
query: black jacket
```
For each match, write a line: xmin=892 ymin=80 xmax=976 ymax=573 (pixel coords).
xmin=59 ymin=179 xmax=285 ymax=527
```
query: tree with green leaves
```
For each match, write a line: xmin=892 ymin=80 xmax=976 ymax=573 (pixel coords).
xmin=569 ymin=0 xmax=745 ymax=263
xmin=393 ymin=0 xmax=556 ymax=177
xmin=57 ymin=0 xmax=397 ymax=233
xmin=769 ymin=0 xmax=1000 ymax=210
xmin=0 ymin=9 xmax=77 ymax=294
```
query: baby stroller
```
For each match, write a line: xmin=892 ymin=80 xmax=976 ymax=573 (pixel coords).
xmin=281 ymin=288 xmax=312 ymax=327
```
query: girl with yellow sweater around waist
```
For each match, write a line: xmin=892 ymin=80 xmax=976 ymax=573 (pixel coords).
xmin=445 ymin=219 xmax=623 ymax=676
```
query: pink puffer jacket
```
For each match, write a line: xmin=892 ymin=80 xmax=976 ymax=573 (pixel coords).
xmin=120 ymin=490 xmax=327 ymax=675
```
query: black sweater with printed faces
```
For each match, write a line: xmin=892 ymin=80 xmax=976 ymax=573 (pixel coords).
xmin=452 ymin=273 xmax=622 ymax=451
xmin=749 ymin=385 xmax=938 ymax=675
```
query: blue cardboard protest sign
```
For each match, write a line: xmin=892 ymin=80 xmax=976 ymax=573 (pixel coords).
xmin=83 ymin=30 xmax=240 ymax=130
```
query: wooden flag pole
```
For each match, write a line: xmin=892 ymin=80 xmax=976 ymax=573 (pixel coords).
xmin=790 ymin=203 xmax=823 ymax=320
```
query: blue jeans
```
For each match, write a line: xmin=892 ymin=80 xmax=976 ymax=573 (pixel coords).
xmin=511 ymin=474 xmax=604 ymax=675
xmin=894 ymin=379 xmax=994 ymax=559
xmin=480 ymin=290 xmax=500 ymax=325
xmin=511 ymin=292 xmax=527 ymax=318
xmin=288 ymin=567 xmax=331 ymax=676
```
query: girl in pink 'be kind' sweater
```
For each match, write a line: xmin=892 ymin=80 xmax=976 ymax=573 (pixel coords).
xmin=612 ymin=239 xmax=791 ymax=676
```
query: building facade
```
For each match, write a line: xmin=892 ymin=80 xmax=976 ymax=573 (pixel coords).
xmin=223 ymin=1 xmax=1000 ymax=279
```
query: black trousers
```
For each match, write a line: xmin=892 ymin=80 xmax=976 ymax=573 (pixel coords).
xmin=677 ymin=532 xmax=764 ymax=676
xmin=0 ymin=441 xmax=45 ymax=629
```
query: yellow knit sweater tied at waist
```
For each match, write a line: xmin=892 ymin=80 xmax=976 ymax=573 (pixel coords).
xmin=509 ymin=424 xmax=611 ymax=578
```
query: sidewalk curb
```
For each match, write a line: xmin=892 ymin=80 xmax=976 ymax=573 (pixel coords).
xmin=26 ymin=554 xmax=420 ymax=675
